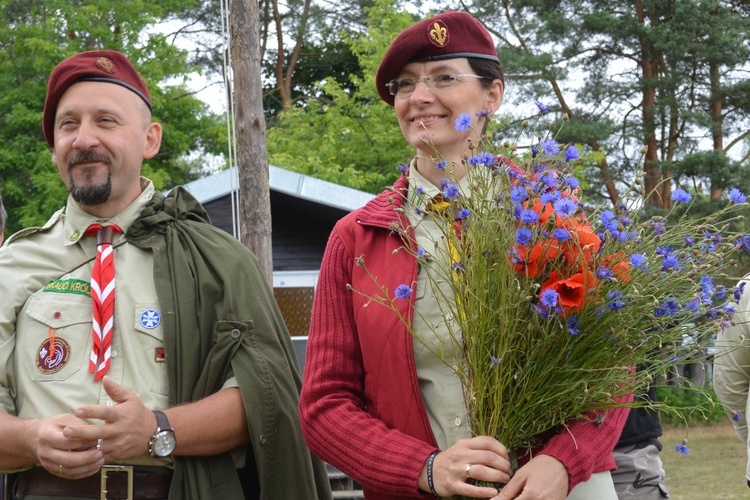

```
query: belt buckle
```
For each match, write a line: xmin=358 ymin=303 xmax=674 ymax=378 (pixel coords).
xmin=100 ymin=465 xmax=133 ymax=500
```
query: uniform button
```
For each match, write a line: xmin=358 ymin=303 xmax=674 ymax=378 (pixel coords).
xmin=111 ymin=350 xmax=118 ymax=358
xmin=259 ymin=434 xmax=267 ymax=445
xmin=454 ymin=417 xmax=462 ymax=426
xmin=230 ymin=329 xmax=241 ymax=340
xmin=53 ymin=312 xmax=62 ymax=319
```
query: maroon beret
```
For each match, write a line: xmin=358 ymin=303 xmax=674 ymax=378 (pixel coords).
xmin=376 ymin=11 xmax=499 ymax=106
xmin=43 ymin=50 xmax=152 ymax=148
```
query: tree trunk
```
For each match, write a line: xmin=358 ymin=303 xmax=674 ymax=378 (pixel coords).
xmin=636 ymin=2 xmax=662 ymax=208
xmin=230 ymin=0 xmax=274 ymax=286
xmin=271 ymin=0 xmax=292 ymax=107
xmin=710 ymin=61 xmax=724 ymax=200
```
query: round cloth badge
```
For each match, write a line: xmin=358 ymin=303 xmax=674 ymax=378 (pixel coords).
xmin=37 ymin=338 xmax=71 ymax=374
xmin=140 ymin=309 xmax=161 ymax=329
xmin=428 ymin=19 xmax=450 ymax=48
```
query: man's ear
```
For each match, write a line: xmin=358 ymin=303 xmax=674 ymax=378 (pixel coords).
xmin=143 ymin=122 xmax=162 ymax=160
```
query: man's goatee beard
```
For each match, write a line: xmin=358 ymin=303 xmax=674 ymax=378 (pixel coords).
xmin=67 ymin=151 xmax=113 ymax=206
xmin=69 ymin=179 xmax=112 ymax=206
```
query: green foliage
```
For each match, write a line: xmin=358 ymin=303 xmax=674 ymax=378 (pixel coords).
xmin=656 ymin=385 xmax=727 ymax=426
xmin=0 ymin=0 xmax=226 ymax=234
xmin=266 ymin=0 xmax=416 ymax=194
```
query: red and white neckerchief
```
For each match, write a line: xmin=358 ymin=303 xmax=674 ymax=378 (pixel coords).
xmin=85 ymin=223 xmax=122 ymax=381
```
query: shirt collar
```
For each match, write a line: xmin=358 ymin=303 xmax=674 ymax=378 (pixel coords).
xmin=63 ymin=177 xmax=155 ymax=246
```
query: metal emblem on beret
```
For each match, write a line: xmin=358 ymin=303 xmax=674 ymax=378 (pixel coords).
xmin=429 ymin=20 xmax=449 ymax=48
xmin=37 ymin=337 xmax=71 ymax=374
xmin=95 ymin=57 xmax=117 ymax=74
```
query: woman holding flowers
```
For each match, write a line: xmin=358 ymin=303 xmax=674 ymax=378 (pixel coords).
xmin=299 ymin=11 xmax=630 ymax=500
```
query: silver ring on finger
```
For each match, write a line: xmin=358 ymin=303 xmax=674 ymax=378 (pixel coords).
xmin=96 ymin=439 xmax=102 ymax=450
xmin=465 ymin=463 xmax=472 ymax=479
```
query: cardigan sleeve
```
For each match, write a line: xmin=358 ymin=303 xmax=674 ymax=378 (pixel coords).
xmin=298 ymin=228 xmax=437 ymax=498
xmin=538 ymin=396 xmax=632 ymax=492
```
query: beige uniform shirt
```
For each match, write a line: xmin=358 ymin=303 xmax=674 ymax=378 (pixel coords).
xmin=405 ymin=164 xmax=472 ymax=451
xmin=0 ymin=179 xmax=168 ymax=466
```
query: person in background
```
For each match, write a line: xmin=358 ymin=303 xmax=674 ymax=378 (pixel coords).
xmin=0 ymin=49 xmax=329 ymax=499
xmin=714 ymin=276 xmax=750 ymax=490
xmin=299 ymin=11 xmax=630 ymax=500
xmin=612 ymin=385 xmax=670 ymax=498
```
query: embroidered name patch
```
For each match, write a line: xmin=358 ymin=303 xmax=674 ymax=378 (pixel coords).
xmin=43 ymin=279 xmax=91 ymax=297
xmin=140 ymin=309 xmax=161 ymax=329
xmin=37 ymin=338 xmax=71 ymax=374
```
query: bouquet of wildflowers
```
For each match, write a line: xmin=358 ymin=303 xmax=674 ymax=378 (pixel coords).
xmin=356 ymin=104 xmax=749 ymax=474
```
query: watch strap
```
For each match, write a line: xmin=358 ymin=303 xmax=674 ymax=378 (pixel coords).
xmin=153 ymin=410 xmax=172 ymax=433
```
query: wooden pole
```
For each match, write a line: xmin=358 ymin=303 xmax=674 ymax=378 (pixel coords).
xmin=230 ymin=0 xmax=274 ymax=285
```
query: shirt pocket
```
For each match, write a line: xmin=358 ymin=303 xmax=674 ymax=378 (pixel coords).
xmin=21 ymin=292 xmax=92 ymax=382
xmin=133 ymin=303 xmax=168 ymax=396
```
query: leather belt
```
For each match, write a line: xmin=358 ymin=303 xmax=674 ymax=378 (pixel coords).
xmin=15 ymin=465 xmax=172 ymax=499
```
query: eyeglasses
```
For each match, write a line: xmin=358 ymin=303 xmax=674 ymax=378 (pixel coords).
xmin=386 ymin=73 xmax=484 ymax=97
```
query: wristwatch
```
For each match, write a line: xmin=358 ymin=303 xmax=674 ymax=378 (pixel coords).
xmin=148 ymin=410 xmax=176 ymax=457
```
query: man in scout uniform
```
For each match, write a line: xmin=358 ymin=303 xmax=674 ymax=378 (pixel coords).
xmin=0 ymin=50 xmax=329 ymax=499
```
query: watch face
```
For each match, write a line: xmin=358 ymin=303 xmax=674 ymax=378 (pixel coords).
xmin=154 ymin=431 xmax=176 ymax=457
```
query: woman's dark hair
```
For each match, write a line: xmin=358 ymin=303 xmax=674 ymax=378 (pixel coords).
xmin=469 ymin=58 xmax=505 ymax=88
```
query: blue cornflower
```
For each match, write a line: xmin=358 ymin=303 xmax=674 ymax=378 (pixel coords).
xmin=729 ymin=188 xmax=747 ymax=204
xmin=607 ymin=290 xmax=626 ymax=311
xmin=630 ymin=254 xmax=648 ymax=269
xmin=600 ymin=210 xmax=619 ymax=232
xmin=457 ymin=208 xmax=471 ymax=219
xmin=619 ymin=215 xmax=632 ymax=227
xmin=415 ymin=186 xmax=425 ymax=195
xmin=735 ymin=235 xmax=750 ymax=253
xmin=684 ymin=297 xmax=701 ymax=312
xmin=436 ymin=159 xmax=448 ymax=171
xmin=655 ymin=298 xmax=680 ymax=317
xmin=675 ymin=443 xmax=689 ymax=455
xmin=672 ymin=188 xmax=692 ymax=204
xmin=563 ymin=144 xmax=580 ymax=162
xmin=732 ymin=411 xmax=744 ymax=422
xmin=541 ymin=289 xmax=559 ymax=309
xmin=468 ymin=152 xmax=497 ymax=167
xmin=510 ymin=185 xmax=529 ymax=204
xmin=531 ymin=145 xmax=539 ymax=156
xmin=490 ymin=355 xmax=501 ymax=365
xmin=554 ymin=198 xmax=577 ymax=218
xmin=515 ymin=227 xmax=533 ymax=246
xmin=519 ymin=209 xmax=540 ymax=224
xmin=655 ymin=245 xmax=673 ymax=256
xmin=650 ymin=221 xmax=665 ymax=235
xmin=541 ymin=138 xmax=560 ymax=156
xmin=397 ymin=163 xmax=409 ymax=174
xmin=476 ymin=109 xmax=492 ymax=118
xmin=539 ymin=171 xmax=557 ymax=188
xmin=700 ymin=276 xmax=715 ymax=302
xmin=540 ymin=189 xmax=561 ymax=205
xmin=455 ymin=113 xmax=473 ymax=132
xmin=416 ymin=248 xmax=427 ymax=260
xmin=684 ymin=235 xmax=695 ymax=247
xmin=535 ymin=101 xmax=550 ymax=115
xmin=734 ymin=282 xmax=747 ymax=302
xmin=565 ymin=175 xmax=580 ymax=189
xmin=440 ymin=178 xmax=450 ymax=190
xmin=662 ymin=253 xmax=680 ymax=271
xmin=567 ymin=316 xmax=580 ymax=335
xmin=443 ymin=182 xmax=461 ymax=200
xmin=394 ymin=284 xmax=412 ymax=299
xmin=553 ymin=227 xmax=571 ymax=242
xmin=597 ymin=267 xmax=615 ymax=281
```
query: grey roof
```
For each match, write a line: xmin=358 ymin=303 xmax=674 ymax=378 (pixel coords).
xmin=181 ymin=165 xmax=375 ymax=212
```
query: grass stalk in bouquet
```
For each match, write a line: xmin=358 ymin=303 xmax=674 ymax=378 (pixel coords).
xmin=353 ymin=106 xmax=750 ymax=495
